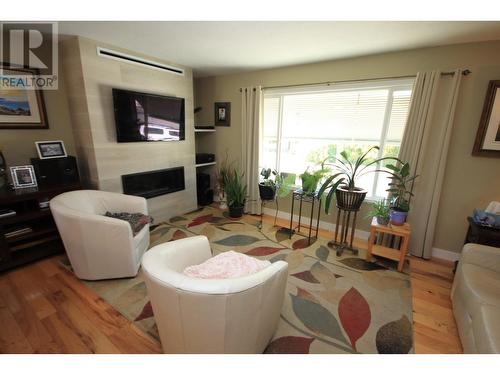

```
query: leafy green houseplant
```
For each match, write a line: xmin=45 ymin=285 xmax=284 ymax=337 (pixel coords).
xmin=318 ymin=146 xmax=399 ymax=213
xmin=385 ymin=162 xmax=418 ymax=225
xmin=300 ymin=159 xmax=329 ymax=195
xmin=223 ymin=168 xmax=247 ymax=218
xmin=259 ymin=168 xmax=296 ymax=201
xmin=259 ymin=168 xmax=277 ymax=200
xmin=367 ymin=199 xmax=391 ymax=225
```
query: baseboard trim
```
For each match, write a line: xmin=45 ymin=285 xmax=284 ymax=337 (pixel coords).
xmin=432 ymin=247 xmax=461 ymax=262
xmin=262 ymin=207 xmax=371 ymax=241
xmin=263 ymin=208 xmax=461 ymax=262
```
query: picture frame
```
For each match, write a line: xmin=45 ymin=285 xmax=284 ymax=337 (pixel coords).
xmin=215 ymin=102 xmax=231 ymax=127
xmin=10 ymin=165 xmax=37 ymax=189
xmin=0 ymin=64 xmax=49 ymax=129
xmin=35 ymin=140 xmax=67 ymax=159
xmin=472 ymin=80 xmax=500 ymax=157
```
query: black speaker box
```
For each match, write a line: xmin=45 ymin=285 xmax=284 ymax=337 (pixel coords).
xmin=197 ymin=173 xmax=211 ymax=189
xmin=30 ymin=156 xmax=80 ymax=187
xmin=197 ymin=188 xmax=214 ymax=206
xmin=196 ymin=172 xmax=213 ymax=206
xmin=195 ymin=153 xmax=215 ymax=164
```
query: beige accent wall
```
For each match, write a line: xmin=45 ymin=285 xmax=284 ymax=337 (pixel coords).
xmin=61 ymin=37 xmax=197 ymax=222
xmin=0 ymin=42 xmax=76 ymax=170
xmin=194 ymin=40 xmax=500 ymax=255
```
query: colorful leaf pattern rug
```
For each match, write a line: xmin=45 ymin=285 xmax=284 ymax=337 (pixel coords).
xmin=78 ymin=206 xmax=414 ymax=354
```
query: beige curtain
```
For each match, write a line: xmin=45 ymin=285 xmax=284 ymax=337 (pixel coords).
xmin=399 ymin=70 xmax=463 ymax=258
xmin=241 ymin=86 xmax=262 ymax=214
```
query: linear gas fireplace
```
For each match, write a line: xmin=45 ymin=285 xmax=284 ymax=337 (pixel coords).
xmin=122 ymin=166 xmax=185 ymax=199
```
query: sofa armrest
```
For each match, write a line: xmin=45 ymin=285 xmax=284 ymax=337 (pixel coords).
xmin=461 ymin=243 xmax=500 ymax=273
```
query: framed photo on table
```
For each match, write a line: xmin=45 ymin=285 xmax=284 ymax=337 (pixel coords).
xmin=10 ymin=165 xmax=37 ymax=189
xmin=214 ymin=102 xmax=231 ymax=127
xmin=472 ymin=80 xmax=500 ymax=157
xmin=0 ymin=65 xmax=49 ymax=129
xmin=35 ymin=140 xmax=67 ymax=159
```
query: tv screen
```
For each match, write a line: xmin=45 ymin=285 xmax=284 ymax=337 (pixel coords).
xmin=112 ymin=88 xmax=185 ymax=142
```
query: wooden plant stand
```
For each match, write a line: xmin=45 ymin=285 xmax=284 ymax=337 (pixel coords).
xmin=328 ymin=205 xmax=360 ymax=256
xmin=366 ymin=217 xmax=411 ymax=272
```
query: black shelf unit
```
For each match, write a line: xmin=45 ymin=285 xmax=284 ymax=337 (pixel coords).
xmin=0 ymin=183 xmax=81 ymax=272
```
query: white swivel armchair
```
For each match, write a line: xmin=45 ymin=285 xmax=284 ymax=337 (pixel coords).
xmin=50 ymin=190 xmax=150 ymax=280
xmin=142 ymin=235 xmax=288 ymax=354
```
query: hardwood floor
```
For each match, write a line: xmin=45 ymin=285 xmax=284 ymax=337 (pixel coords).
xmin=0 ymin=256 xmax=161 ymax=354
xmin=0 ymin=213 xmax=462 ymax=354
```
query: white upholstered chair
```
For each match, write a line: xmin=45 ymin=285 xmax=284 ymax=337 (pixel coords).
xmin=50 ymin=190 xmax=150 ymax=280
xmin=141 ymin=235 xmax=288 ymax=354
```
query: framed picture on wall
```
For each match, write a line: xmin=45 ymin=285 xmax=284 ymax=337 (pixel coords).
xmin=0 ymin=65 xmax=49 ymax=129
xmin=35 ymin=140 xmax=67 ymax=159
xmin=472 ymin=80 xmax=500 ymax=157
xmin=10 ymin=165 xmax=37 ymax=189
xmin=215 ymin=102 xmax=231 ymax=127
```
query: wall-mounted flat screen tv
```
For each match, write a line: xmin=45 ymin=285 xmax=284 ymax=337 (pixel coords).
xmin=112 ymin=88 xmax=185 ymax=142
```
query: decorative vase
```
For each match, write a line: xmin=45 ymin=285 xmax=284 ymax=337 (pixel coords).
xmin=259 ymin=183 xmax=276 ymax=200
xmin=335 ymin=185 xmax=367 ymax=211
xmin=218 ymin=191 xmax=227 ymax=209
xmin=390 ymin=208 xmax=408 ymax=226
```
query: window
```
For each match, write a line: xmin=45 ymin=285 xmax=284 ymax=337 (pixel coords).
xmin=260 ymin=78 xmax=414 ymax=200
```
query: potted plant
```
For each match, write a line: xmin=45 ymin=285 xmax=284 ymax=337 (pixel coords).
xmin=300 ymin=159 xmax=329 ymax=195
xmin=223 ymin=168 xmax=247 ymax=218
xmin=259 ymin=168 xmax=277 ymax=200
xmin=367 ymin=199 xmax=391 ymax=225
xmin=385 ymin=162 xmax=418 ymax=226
xmin=318 ymin=146 xmax=399 ymax=213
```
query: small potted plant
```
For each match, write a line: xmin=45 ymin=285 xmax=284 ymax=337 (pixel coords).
xmin=223 ymin=168 xmax=247 ymax=218
xmin=300 ymin=159 xmax=329 ymax=195
xmin=367 ymin=199 xmax=391 ymax=225
xmin=259 ymin=168 xmax=277 ymax=200
xmin=319 ymin=146 xmax=399 ymax=213
xmin=385 ymin=162 xmax=418 ymax=226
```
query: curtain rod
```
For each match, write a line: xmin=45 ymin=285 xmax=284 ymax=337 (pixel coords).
xmin=239 ymin=69 xmax=471 ymax=92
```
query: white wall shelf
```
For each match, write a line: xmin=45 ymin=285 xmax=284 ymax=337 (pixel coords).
xmin=195 ymin=128 xmax=216 ymax=133
xmin=194 ymin=125 xmax=215 ymax=133
xmin=195 ymin=162 xmax=216 ymax=168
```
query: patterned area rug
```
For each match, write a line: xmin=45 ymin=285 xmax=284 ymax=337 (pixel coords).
xmin=78 ymin=206 xmax=414 ymax=354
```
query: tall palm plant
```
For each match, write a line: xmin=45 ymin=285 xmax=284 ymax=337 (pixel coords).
xmin=318 ymin=146 xmax=400 ymax=213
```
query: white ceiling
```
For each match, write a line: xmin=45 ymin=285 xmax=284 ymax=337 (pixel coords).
xmin=58 ymin=21 xmax=500 ymax=77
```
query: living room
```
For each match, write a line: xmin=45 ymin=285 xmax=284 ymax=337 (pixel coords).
xmin=1 ymin=1 xmax=500 ymax=372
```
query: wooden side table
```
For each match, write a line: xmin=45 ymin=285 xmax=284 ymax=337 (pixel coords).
xmin=366 ymin=217 xmax=410 ymax=272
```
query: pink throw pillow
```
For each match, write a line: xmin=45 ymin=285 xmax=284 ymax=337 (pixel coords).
xmin=183 ymin=251 xmax=271 ymax=279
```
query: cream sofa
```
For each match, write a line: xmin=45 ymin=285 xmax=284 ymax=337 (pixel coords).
xmin=142 ymin=236 xmax=288 ymax=353
xmin=50 ymin=190 xmax=150 ymax=280
xmin=451 ymin=243 xmax=500 ymax=353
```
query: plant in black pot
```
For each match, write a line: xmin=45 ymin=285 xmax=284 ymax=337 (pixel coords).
xmin=223 ymin=168 xmax=247 ymax=218
xmin=367 ymin=199 xmax=391 ymax=225
xmin=259 ymin=168 xmax=277 ymax=201
xmin=385 ymin=162 xmax=418 ymax=226
xmin=318 ymin=146 xmax=399 ymax=213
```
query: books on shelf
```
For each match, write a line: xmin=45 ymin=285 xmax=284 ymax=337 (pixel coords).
xmin=5 ymin=227 xmax=33 ymax=238
xmin=0 ymin=209 xmax=16 ymax=219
